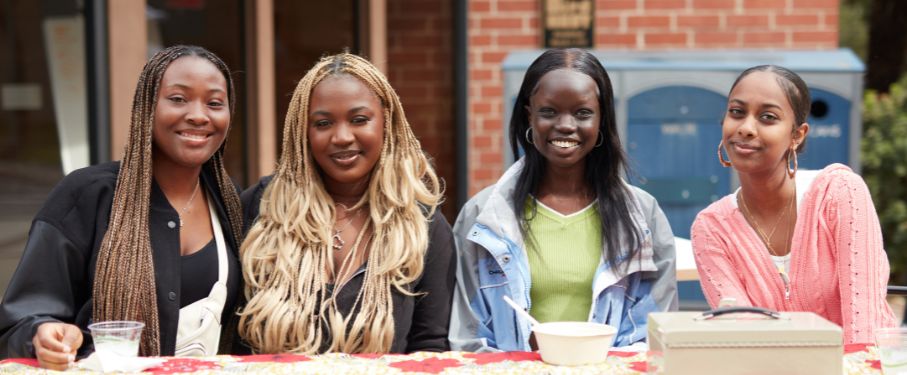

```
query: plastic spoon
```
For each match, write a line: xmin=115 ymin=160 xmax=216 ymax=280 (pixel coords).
xmin=502 ymin=295 xmax=540 ymax=327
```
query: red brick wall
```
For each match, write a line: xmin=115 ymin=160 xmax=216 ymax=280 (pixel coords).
xmin=596 ymin=0 xmax=839 ymax=48
xmin=387 ymin=0 xmax=457 ymax=218
xmin=467 ymin=0 xmax=540 ymax=195
xmin=467 ymin=0 xmax=840 ymax=195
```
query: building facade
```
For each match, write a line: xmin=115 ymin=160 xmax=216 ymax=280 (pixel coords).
xmin=464 ymin=0 xmax=840 ymax=194
xmin=0 ymin=0 xmax=840 ymax=295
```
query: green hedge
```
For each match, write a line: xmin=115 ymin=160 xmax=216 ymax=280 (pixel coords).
xmin=862 ymin=76 xmax=907 ymax=284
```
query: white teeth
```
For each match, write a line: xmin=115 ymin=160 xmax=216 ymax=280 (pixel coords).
xmin=179 ymin=132 xmax=207 ymax=140
xmin=550 ymin=140 xmax=579 ymax=148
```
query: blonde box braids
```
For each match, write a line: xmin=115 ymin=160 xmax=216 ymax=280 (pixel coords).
xmin=239 ymin=53 xmax=443 ymax=354
xmin=92 ymin=45 xmax=243 ymax=356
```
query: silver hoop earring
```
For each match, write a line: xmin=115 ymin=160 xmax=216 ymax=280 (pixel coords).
xmin=525 ymin=128 xmax=534 ymax=145
xmin=717 ymin=140 xmax=732 ymax=167
xmin=594 ymin=132 xmax=604 ymax=148
xmin=787 ymin=147 xmax=798 ymax=178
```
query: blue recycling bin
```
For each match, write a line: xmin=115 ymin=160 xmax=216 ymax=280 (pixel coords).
xmin=625 ymin=85 xmax=729 ymax=239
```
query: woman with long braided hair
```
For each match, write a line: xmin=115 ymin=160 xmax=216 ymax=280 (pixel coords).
xmin=0 ymin=45 xmax=244 ymax=368
xmin=239 ymin=53 xmax=455 ymax=354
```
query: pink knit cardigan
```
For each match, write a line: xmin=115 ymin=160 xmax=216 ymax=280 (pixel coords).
xmin=692 ymin=164 xmax=896 ymax=344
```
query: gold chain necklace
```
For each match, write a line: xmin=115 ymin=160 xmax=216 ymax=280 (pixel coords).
xmin=737 ymin=188 xmax=796 ymax=256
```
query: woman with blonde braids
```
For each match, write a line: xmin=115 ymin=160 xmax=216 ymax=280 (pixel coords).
xmin=239 ymin=53 xmax=455 ymax=354
xmin=0 ymin=45 xmax=244 ymax=368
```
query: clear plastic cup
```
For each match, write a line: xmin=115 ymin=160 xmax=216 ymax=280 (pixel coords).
xmin=877 ymin=327 xmax=907 ymax=374
xmin=88 ymin=321 xmax=144 ymax=357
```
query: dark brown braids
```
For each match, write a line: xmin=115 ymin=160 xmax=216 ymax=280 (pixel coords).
xmin=92 ymin=45 xmax=243 ymax=356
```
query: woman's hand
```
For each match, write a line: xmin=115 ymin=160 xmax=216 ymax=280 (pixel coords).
xmin=33 ymin=322 xmax=83 ymax=370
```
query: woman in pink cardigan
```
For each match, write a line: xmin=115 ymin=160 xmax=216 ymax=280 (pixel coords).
xmin=691 ymin=65 xmax=896 ymax=344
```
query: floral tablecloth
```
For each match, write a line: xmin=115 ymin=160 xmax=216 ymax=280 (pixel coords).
xmin=0 ymin=344 xmax=883 ymax=374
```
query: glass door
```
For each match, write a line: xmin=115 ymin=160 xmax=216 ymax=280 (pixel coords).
xmin=0 ymin=0 xmax=89 ymax=297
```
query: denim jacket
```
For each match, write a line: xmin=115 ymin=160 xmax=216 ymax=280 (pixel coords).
xmin=449 ymin=159 xmax=678 ymax=352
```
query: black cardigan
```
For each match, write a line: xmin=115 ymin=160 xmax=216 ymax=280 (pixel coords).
xmin=0 ymin=161 xmax=242 ymax=358
xmin=241 ymin=175 xmax=456 ymax=353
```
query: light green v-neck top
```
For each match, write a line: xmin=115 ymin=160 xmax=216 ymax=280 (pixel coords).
xmin=525 ymin=199 xmax=602 ymax=323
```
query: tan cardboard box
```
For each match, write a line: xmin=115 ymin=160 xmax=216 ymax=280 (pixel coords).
xmin=647 ymin=309 xmax=843 ymax=375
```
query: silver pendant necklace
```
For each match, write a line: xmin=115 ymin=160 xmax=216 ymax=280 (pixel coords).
xmin=178 ymin=179 xmax=201 ymax=227
xmin=332 ymin=203 xmax=360 ymax=251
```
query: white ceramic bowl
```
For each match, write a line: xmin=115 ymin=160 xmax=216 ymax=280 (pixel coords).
xmin=532 ymin=321 xmax=617 ymax=366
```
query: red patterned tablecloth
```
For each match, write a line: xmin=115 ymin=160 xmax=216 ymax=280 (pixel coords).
xmin=0 ymin=344 xmax=882 ymax=374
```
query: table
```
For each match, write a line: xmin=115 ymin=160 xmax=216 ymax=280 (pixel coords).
xmin=0 ymin=344 xmax=883 ymax=374
xmin=674 ymin=236 xmax=699 ymax=281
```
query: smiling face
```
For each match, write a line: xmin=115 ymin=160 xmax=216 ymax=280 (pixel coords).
xmin=722 ymin=71 xmax=808 ymax=176
xmin=307 ymin=74 xmax=385 ymax=193
xmin=526 ymin=68 xmax=601 ymax=171
xmin=152 ymin=56 xmax=230 ymax=169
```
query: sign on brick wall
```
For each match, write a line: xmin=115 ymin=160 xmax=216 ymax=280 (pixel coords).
xmin=542 ymin=0 xmax=594 ymax=48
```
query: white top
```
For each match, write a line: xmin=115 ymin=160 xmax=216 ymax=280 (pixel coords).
xmin=770 ymin=252 xmax=791 ymax=276
xmin=531 ymin=197 xmax=598 ymax=219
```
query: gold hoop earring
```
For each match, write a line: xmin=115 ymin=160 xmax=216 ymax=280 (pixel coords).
xmin=788 ymin=148 xmax=798 ymax=178
xmin=717 ymin=141 xmax=732 ymax=167
xmin=525 ymin=128 xmax=534 ymax=145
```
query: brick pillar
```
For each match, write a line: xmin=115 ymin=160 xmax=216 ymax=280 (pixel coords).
xmin=467 ymin=0 xmax=539 ymax=195
xmin=387 ymin=0 xmax=457 ymax=217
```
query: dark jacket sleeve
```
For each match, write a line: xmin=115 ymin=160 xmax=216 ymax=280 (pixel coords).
xmin=405 ymin=210 xmax=456 ymax=352
xmin=240 ymin=175 xmax=273 ymax=236
xmin=0 ymin=222 xmax=90 ymax=358
xmin=0 ymin=164 xmax=116 ymax=359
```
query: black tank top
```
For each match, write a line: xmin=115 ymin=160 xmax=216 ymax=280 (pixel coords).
xmin=179 ymin=238 xmax=218 ymax=308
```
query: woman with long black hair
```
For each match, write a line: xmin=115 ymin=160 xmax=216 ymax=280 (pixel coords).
xmin=449 ymin=48 xmax=677 ymax=351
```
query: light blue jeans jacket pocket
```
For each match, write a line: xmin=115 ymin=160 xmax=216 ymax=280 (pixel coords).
xmin=476 ymin=254 xmax=523 ymax=351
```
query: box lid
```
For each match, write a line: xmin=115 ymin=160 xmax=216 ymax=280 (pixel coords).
xmin=648 ymin=311 xmax=843 ymax=348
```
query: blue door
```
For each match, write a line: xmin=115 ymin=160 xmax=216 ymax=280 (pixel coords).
xmin=626 ymin=86 xmax=728 ymax=238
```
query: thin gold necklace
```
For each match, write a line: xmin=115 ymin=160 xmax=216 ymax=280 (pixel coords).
xmin=738 ymin=188 xmax=795 ymax=256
